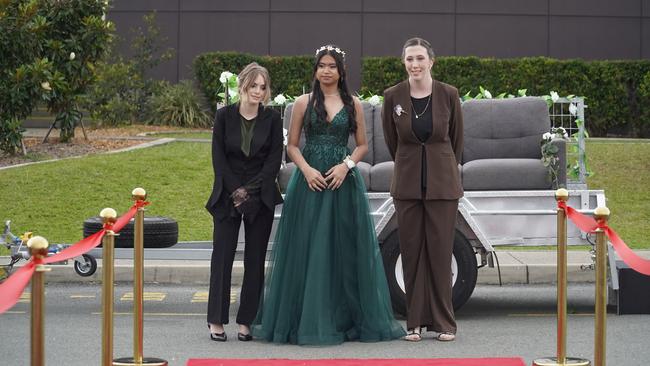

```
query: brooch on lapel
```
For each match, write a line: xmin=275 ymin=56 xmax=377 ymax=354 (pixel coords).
xmin=394 ymin=104 xmax=406 ymax=117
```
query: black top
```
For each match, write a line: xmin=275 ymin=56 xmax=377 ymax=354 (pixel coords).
xmin=410 ymin=95 xmax=432 ymax=143
xmin=411 ymin=95 xmax=432 ymax=191
xmin=239 ymin=115 xmax=257 ymax=157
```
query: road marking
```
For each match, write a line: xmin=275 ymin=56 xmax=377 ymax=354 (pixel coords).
xmin=120 ymin=292 xmax=166 ymax=301
xmin=5 ymin=311 xmax=26 ymax=314
xmin=191 ymin=290 xmax=237 ymax=303
xmin=70 ymin=295 xmax=96 ymax=299
xmin=192 ymin=291 xmax=209 ymax=303
xmin=509 ymin=313 xmax=594 ymax=317
xmin=230 ymin=289 xmax=237 ymax=304
xmin=19 ymin=293 xmax=30 ymax=303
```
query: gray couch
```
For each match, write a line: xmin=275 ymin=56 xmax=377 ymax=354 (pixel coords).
xmin=278 ymin=96 xmax=565 ymax=192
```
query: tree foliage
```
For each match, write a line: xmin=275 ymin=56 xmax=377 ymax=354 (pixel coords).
xmin=0 ymin=0 xmax=113 ymax=153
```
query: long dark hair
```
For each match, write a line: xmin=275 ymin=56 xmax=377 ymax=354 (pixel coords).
xmin=309 ymin=45 xmax=356 ymax=133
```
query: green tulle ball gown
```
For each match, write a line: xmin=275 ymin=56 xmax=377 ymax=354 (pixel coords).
xmin=252 ymin=106 xmax=405 ymax=345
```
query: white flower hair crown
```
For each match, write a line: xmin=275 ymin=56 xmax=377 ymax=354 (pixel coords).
xmin=315 ymin=45 xmax=346 ymax=59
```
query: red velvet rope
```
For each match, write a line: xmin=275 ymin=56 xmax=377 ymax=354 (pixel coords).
xmin=558 ymin=201 xmax=650 ymax=276
xmin=0 ymin=201 xmax=148 ymax=314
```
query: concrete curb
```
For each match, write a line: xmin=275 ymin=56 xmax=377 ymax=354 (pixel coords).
xmin=18 ymin=250 xmax=645 ymax=286
xmin=0 ymin=138 xmax=175 ymax=171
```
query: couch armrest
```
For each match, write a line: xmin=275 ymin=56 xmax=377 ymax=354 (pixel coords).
xmin=550 ymin=138 xmax=567 ymax=188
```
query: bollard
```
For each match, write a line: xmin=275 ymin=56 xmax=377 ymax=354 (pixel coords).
xmin=593 ymin=206 xmax=610 ymax=366
xmin=101 ymin=208 xmax=117 ymax=366
xmin=113 ymin=188 xmax=167 ymax=366
xmin=28 ymin=236 xmax=50 ymax=366
xmin=533 ymin=189 xmax=590 ymax=366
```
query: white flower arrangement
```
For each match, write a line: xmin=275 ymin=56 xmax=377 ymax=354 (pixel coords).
xmin=542 ymin=126 xmax=569 ymax=140
xmin=483 ymin=89 xmax=492 ymax=99
xmin=394 ymin=104 xmax=405 ymax=116
xmin=69 ymin=52 xmax=75 ymax=61
xmin=367 ymin=95 xmax=381 ymax=106
xmin=41 ymin=81 xmax=52 ymax=91
xmin=219 ymin=71 xmax=234 ymax=84
xmin=550 ymin=91 xmax=560 ymax=103
xmin=273 ymin=94 xmax=287 ymax=106
xmin=218 ymin=71 xmax=239 ymax=104
xmin=569 ymin=103 xmax=577 ymax=116
xmin=541 ymin=126 xmax=570 ymax=188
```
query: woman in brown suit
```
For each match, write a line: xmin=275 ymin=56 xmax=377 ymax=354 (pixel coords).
xmin=381 ymin=37 xmax=463 ymax=342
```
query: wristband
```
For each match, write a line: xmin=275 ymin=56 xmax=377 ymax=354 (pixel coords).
xmin=343 ymin=155 xmax=356 ymax=169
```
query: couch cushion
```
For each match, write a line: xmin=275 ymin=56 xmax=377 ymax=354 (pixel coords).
xmin=347 ymin=102 xmax=374 ymax=164
xmin=356 ymin=161 xmax=371 ymax=191
xmin=462 ymin=158 xmax=551 ymax=190
xmin=369 ymin=161 xmax=394 ymax=192
xmin=372 ymin=105 xmax=393 ymax=164
xmin=278 ymin=162 xmax=297 ymax=193
xmin=282 ymin=104 xmax=306 ymax=159
xmin=461 ymin=97 xmax=550 ymax=163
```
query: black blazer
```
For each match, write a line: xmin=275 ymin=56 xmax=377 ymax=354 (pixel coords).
xmin=205 ymin=103 xmax=284 ymax=219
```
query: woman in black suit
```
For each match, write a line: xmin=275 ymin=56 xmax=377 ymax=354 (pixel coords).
xmin=205 ymin=62 xmax=284 ymax=342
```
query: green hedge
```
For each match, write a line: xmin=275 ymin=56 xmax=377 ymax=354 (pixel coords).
xmin=194 ymin=52 xmax=650 ymax=137
xmin=193 ymin=52 xmax=313 ymax=113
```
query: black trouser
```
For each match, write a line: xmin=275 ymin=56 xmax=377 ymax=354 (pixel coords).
xmin=207 ymin=205 xmax=274 ymax=325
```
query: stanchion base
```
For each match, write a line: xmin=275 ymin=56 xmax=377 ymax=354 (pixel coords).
xmin=113 ymin=357 xmax=168 ymax=366
xmin=533 ymin=357 xmax=590 ymax=366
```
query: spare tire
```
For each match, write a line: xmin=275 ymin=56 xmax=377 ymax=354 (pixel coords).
xmin=83 ymin=216 xmax=178 ymax=248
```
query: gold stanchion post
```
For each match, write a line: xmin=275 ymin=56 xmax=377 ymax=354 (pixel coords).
xmin=28 ymin=236 xmax=51 ymax=366
xmin=101 ymin=208 xmax=117 ymax=366
xmin=593 ymin=206 xmax=610 ymax=366
xmin=534 ymin=189 xmax=590 ymax=366
xmin=114 ymin=188 xmax=167 ymax=366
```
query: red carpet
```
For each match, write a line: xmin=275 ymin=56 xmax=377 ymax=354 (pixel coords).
xmin=187 ymin=358 xmax=526 ymax=366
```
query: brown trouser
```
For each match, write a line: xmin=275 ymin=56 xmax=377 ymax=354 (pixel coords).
xmin=393 ymin=198 xmax=458 ymax=333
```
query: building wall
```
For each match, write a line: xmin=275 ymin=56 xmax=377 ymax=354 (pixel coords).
xmin=109 ymin=0 xmax=649 ymax=91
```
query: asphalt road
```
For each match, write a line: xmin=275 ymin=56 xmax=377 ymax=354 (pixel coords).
xmin=1 ymin=283 xmax=648 ymax=366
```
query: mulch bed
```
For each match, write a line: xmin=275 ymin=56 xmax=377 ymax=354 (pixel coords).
xmin=0 ymin=126 xmax=201 ymax=168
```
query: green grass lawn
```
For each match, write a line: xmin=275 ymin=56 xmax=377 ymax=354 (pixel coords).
xmin=0 ymin=139 xmax=648 ymax=250
xmin=585 ymin=140 xmax=650 ymax=249
xmin=1 ymin=141 xmax=213 ymax=245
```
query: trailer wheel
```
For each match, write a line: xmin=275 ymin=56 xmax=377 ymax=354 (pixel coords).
xmin=380 ymin=229 xmax=478 ymax=316
xmin=74 ymin=254 xmax=97 ymax=277
xmin=83 ymin=216 xmax=178 ymax=248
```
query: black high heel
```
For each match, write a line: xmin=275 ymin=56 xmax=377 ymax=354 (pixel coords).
xmin=208 ymin=324 xmax=227 ymax=342
xmin=237 ymin=332 xmax=253 ymax=341
xmin=238 ymin=324 xmax=253 ymax=341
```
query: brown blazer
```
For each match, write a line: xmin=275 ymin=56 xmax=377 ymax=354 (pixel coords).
xmin=382 ymin=80 xmax=464 ymax=200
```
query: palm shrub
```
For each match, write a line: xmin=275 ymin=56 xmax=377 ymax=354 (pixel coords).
xmin=148 ymin=80 xmax=211 ymax=128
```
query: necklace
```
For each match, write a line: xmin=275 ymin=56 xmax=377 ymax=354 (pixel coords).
xmin=412 ymin=94 xmax=431 ymax=119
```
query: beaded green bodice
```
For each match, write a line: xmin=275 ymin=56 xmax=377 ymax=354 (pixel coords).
xmin=302 ymin=107 xmax=352 ymax=172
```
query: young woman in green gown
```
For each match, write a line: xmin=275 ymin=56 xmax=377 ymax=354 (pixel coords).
xmin=252 ymin=45 xmax=405 ymax=345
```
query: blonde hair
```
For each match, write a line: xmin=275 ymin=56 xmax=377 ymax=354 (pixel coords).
xmin=237 ymin=62 xmax=271 ymax=104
